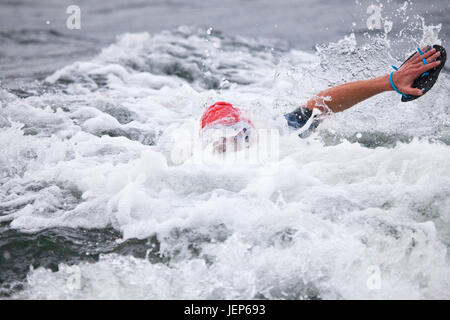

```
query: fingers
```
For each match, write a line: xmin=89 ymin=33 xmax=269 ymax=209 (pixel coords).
xmin=402 ymin=87 xmax=423 ymax=96
xmin=420 ymin=47 xmax=437 ymax=61
xmin=410 ymin=51 xmax=422 ymax=63
xmin=417 ymin=60 xmax=441 ymax=73
xmin=426 ymin=51 xmax=441 ymax=64
xmin=412 ymin=47 xmax=436 ymax=63
xmin=420 ymin=45 xmax=429 ymax=53
xmin=410 ymin=46 xmax=427 ymax=62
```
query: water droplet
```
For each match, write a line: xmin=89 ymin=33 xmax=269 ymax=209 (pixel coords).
xmin=3 ymin=251 xmax=11 ymax=260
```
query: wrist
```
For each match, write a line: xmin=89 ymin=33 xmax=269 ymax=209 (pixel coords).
xmin=380 ymin=74 xmax=394 ymax=92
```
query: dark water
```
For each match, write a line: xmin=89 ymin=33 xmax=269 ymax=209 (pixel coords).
xmin=1 ymin=0 xmax=450 ymax=299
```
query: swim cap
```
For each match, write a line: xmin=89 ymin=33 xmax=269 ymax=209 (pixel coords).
xmin=201 ymin=102 xmax=254 ymax=130
xmin=200 ymin=102 xmax=255 ymax=152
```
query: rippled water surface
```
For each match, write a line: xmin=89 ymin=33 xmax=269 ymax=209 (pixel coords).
xmin=1 ymin=0 xmax=449 ymax=299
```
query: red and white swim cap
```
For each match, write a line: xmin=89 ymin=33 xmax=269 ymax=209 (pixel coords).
xmin=200 ymin=102 xmax=254 ymax=130
xmin=200 ymin=102 xmax=255 ymax=152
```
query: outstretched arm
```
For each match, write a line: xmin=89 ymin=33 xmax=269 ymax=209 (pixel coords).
xmin=306 ymin=47 xmax=441 ymax=113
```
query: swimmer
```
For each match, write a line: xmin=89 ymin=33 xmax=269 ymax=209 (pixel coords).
xmin=200 ymin=45 xmax=446 ymax=151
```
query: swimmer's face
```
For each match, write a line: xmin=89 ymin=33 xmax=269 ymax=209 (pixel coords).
xmin=212 ymin=128 xmax=251 ymax=153
xmin=204 ymin=127 xmax=252 ymax=153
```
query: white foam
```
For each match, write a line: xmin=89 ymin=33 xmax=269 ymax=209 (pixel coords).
xmin=1 ymin=26 xmax=449 ymax=299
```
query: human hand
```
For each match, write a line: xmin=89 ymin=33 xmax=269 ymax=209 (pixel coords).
xmin=392 ymin=46 xmax=441 ymax=96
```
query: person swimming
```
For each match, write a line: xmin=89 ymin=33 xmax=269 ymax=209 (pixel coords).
xmin=200 ymin=101 xmax=255 ymax=153
xmin=200 ymin=45 xmax=446 ymax=150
